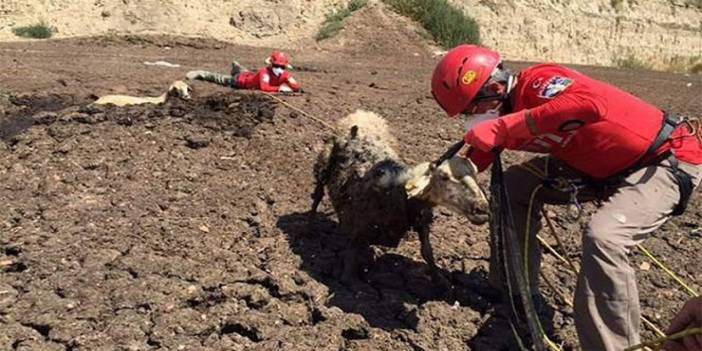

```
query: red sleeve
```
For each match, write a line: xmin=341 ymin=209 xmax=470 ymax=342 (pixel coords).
xmin=526 ymin=93 xmax=602 ymax=135
xmin=258 ymin=71 xmax=279 ymax=92
xmin=285 ymin=74 xmax=301 ymax=91
xmin=468 ymin=147 xmax=495 ymax=172
xmin=490 ymin=93 xmax=602 ymax=150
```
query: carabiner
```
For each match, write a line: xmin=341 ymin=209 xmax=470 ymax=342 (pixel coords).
xmin=566 ymin=182 xmax=583 ymax=221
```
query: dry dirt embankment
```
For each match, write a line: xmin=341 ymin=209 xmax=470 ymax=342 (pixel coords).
xmin=1 ymin=0 xmax=700 ymax=70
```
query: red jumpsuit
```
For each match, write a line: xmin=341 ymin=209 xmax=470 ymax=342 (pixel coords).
xmin=468 ymin=64 xmax=702 ymax=177
xmin=236 ymin=67 xmax=302 ymax=92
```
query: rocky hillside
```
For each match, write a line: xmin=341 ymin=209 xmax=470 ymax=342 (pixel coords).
xmin=453 ymin=0 xmax=701 ymax=70
xmin=1 ymin=0 xmax=700 ymax=70
xmin=0 ymin=0 xmax=345 ymax=49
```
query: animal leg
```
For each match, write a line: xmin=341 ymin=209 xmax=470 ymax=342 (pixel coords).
xmin=309 ymin=181 xmax=325 ymax=214
xmin=340 ymin=243 xmax=361 ymax=286
xmin=418 ymin=227 xmax=450 ymax=290
xmin=310 ymin=140 xmax=335 ymax=215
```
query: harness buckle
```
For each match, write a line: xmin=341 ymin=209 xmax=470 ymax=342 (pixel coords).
xmin=544 ymin=177 xmax=585 ymax=222
xmin=567 ymin=183 xmax=583 ymax=221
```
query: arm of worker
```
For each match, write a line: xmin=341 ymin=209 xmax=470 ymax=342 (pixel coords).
xmin=663 ymin=296 xmax=702 ymax=351
xmin=285 ymin=75 xmax=302 ymax=92
xmin=258 ymin=72 xmax=281 ymax=93
xmin=463 ymin=93 xmax=602 ymax=152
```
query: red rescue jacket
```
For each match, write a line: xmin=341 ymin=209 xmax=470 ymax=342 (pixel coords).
xmin=236 ymin=67 xmax=302 ymax=92
xmin=470 ymin=64 xmax=702 ymax=179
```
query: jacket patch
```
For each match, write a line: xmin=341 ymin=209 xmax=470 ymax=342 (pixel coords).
xmin=538 ymin=76 xmax=573 ymax=99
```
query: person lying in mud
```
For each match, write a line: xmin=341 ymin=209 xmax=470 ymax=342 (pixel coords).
xmin=430 ymin=45 xmax=702 ymax=351
xmin=186 ymin=50 xmax=302 ymax=93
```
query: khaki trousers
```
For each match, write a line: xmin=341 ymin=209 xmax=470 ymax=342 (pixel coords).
xmin=490 ymin=156 xmax=702 ymax=351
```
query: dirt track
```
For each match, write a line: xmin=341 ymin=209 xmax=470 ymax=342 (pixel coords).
xmin=1 ymin=7 xmax=701 ymax=351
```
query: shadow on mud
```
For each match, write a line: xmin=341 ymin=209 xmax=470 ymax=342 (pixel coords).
xmin=277 ymin=212 xmax=501 ymax=331
xmin=0 ymin=93 xmax=88 ymax=143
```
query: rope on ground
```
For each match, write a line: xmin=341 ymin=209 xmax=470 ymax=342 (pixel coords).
xmin=623 ymin=327 xmax=702 ymax=351
xmin=540 ymin=271 xmax=573 ymax=307
xmin=542 ymin=213 xmax=580 ymax=274
xmin=538 ymin=273 xmax=656 ymax=351
xmin=636 ymin=244 xmax=699 ymax=298
xmin=261 ymin=92 xmax=341 ymax=136
xmin=516 ymin=163 xmax=685 ymax=340
xmin=518 ymin=163 xmax=698 ymax=299
xmin=541 ymin=214 xmax=667 ymax=338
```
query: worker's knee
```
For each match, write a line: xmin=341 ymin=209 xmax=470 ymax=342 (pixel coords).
xmin=583 ymin=211 xmax=630 ymax=256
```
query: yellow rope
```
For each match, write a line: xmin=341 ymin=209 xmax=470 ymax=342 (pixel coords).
xmin=540 ymin=271 xmax=573 ymax=307
xmin=253 ymin=97 xmax=693 ymax=349
xmin=623 ymin=327 xmax=702 ymax=351
xmin=523 ymin=184 xmax=563 ymax=351
xmin=636 ymin=244 xmax=699 ymax=298
xmin=514 ymin=163 xmax=673 ymax=340
xmin=542 ymin=213 xmax=579 ymax=274
xmin=261 ymin=92 xmax=341 ymax=136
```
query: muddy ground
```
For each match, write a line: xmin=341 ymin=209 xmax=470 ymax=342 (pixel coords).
xmin=1 ymin=8 xmax=701 ymax=351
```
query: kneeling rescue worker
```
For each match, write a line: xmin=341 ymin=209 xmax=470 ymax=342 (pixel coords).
xmin=186 ymin=50 xmax=302 ymax=93
xmin=431 ymin=45 xmax=702 ymax=350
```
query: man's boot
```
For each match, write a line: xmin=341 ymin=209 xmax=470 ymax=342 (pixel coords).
xmin=231 ymin=60 xmax=249 ymax=76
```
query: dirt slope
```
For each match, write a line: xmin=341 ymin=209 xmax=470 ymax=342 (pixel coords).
xmin=1 ymin=4 xmax=701 ymax=351
xmin=0 ymin=0 xmax=345 ymax=49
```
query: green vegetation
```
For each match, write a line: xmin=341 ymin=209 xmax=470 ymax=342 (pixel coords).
xmin=611 ymin=0 xmax=625 ymax=11
xmin=665 ymin=55 xmax=702 ymax=74
xmin=11 ymin=22 xmax=54 ymax=39
xmin=382 ymin=0 xmax=480 ymax=48
xmin=316 ymin=0 xmax=368 ymax=41
xmin=684 ymin=0 xmax=702 ymax=9
xmin=615 ymin=55 xmax=651 ymax=71
xmin=616 ymin=54 xmax=702 ymax=74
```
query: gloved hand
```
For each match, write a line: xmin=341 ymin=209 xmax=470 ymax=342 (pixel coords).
xmin=464 ymin=118 xmax=506 ymax=152
xmin=663 ymin=296 xmax=702 ymax=351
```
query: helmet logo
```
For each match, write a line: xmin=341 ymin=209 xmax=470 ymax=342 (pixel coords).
xmin=461 ymin=71 xmax=478 ymax=85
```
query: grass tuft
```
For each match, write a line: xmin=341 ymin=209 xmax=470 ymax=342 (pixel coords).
xmin=316 ymin=0 xmax=368 ymax=41
xmin=382 ymin=0 xmax=480 ymax=48
xmin=12 ymin=22 xmax=54 ymax=39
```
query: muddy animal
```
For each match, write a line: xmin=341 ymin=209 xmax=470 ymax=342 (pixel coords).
xmin=93 ymin=80 xmax=192 ymax=107
xmin=311 ymin=110 xmax=489 ymax=288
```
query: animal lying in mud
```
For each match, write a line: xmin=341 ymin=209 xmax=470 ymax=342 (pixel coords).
xmin=93 ymin=80 xmax=192 ymax=106
xmin=311 ymin=110 xmax=490 ymax=288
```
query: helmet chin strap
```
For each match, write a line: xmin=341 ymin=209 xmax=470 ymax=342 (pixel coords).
xmin=505 ymin=74 xmax=517 ymax=96
xmin=498 ymin=73 xmax=517 ymax=112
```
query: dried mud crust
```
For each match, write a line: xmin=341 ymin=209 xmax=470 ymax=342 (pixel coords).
xmin=1 ymin=33 xmax=701 ymax=351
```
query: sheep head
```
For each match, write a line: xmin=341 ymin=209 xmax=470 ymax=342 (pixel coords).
xmin=404 ymin=156 xmax=489 ymax=225
xmin=167 ymin=80 xmax=192 ymax=100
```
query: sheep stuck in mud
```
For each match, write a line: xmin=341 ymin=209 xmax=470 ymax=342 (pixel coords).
xmin=311 ymin=110 xmax=489 ymax=287
xmin=93 ymin=80 xmax=192 ymax=107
